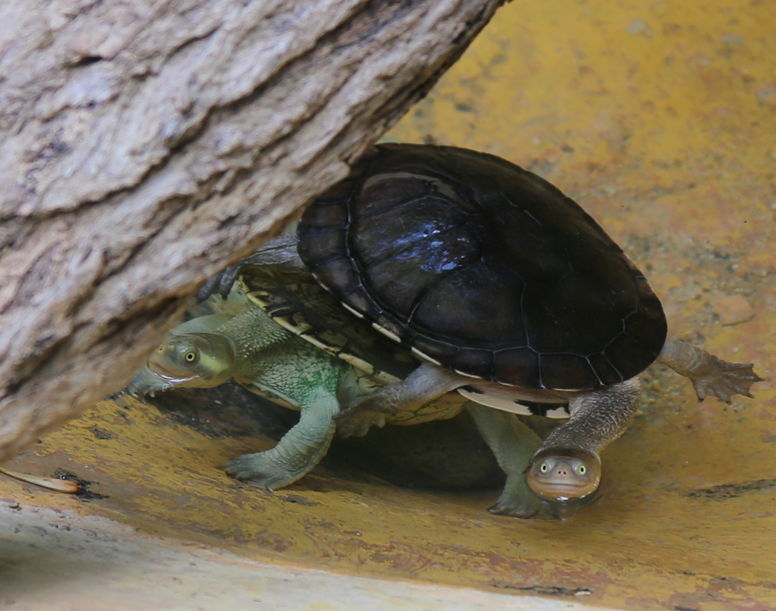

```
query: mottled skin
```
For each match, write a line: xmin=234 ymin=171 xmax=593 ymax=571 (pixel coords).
xmin=128 ymin=290 xmax=558 ymax=518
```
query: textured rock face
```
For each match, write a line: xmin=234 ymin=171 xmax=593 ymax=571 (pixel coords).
xmin=0 ymin=0 xmax=503 ymax=461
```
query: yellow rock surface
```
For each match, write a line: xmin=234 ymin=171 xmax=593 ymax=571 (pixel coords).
xmin=3 ymin=1 xmax=774 ymax=608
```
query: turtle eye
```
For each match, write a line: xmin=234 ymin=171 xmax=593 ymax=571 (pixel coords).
xmin=184 ymin=350 xmax=198 ymax=363
xmin=539 ymin=462 xmax=550 ymax=473
xmin=577 ymin=464 xmax=587 ymax=475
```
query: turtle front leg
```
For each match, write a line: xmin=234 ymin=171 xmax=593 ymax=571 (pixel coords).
xmin=525 ymin=379 xmax=640 ymax=502
xmin=125 ymin=365 xmax=174 ymax=397
xmin=466 ymin=405 xmax=568 ymax=520
xmin=658 ymin=339 xmax=762 ymax=403
xmin=197 ymin=235 xmax=303 ymax=300
xmin=337 ymin=363 xmax=464 ymax=419
xmin=225 ymin=388 xmax=339 ymax=491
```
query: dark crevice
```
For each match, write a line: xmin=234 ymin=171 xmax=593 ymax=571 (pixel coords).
xmin=490 ymin=582 xmax=593 ymax=597
xmin=685 ymin=478 xmax=776 ymax=499
xmin=70 ymin=55 xmax=103 ymax=67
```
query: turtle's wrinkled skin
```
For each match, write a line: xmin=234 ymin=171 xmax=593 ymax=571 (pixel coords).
xmin=296 ymin=143 xmax=762 ymax=503
xmin=129 ymin=248 xmax=562 ymax=519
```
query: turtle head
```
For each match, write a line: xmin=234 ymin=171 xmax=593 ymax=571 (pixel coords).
xmin=525 ymin=448 xmax=601 ymax=501
xmin=145 ymin=332 xmax=237 ymax=389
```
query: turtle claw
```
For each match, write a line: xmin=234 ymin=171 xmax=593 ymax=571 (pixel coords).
xmin=660 ymin=341 xmax=763 ymax=404
xmin=690 ymin=359 xmax=762 ymax=404
xmin=488 ymin=492 xmax=575 ymax=521
xmin=484 ymin=471 xmax=572 ymax=520
xmin=486 ymin=467 xmax=595 ymax=520
xmin=124 ymin=366 xmax=171 ymax=398
xmin=335 ymin=393 xmax=398 ymax=422
xmin=488 ymin=498 xmax=541 ymax=519
xmin=197 ymin=265 xmax=241 ymax=301
xmin=224 ymin=452 xmax=306 ymax=492
xmin=336 ymin=409 xmax=387 ymax=438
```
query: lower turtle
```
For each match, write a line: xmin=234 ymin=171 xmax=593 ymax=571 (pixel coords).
xmin=128 ymin=247 xmax=560 ymax=519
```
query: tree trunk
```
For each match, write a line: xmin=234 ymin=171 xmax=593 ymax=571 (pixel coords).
xmin=0 ymin=0 xmax=503 ymax=462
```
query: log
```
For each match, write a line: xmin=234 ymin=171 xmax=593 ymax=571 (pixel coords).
xmin=0 ymin=0 xmax=504 ymax=462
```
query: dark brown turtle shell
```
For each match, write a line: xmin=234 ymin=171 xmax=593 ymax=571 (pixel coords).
xmin=298 ymin=144 xmax=667 ymax=391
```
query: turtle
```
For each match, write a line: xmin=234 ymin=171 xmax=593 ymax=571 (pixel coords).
xmin=288 ymin=142 xmax=762 ymax=503
xmin=128 ymin=243 xmax=562 ymax=519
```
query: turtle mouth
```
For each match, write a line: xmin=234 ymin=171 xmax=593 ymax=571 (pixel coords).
xmin=147 ymin=362 xmax=199 ymax=385
xmin=533 ymin=481 xmax=594 ymax=501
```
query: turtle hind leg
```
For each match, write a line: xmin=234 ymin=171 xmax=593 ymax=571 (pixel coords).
xmin=225 ymin=388 xmax=339 ymax=491
xmin=338 ymin=363 xmax=463 ymax=419
xmin=466 ymin=404 xmax=568 ymax=520
xmin=658 ymin=339 xmax=763 ymax=403
xmin=335 ymin=410 xmax=387 ymax=438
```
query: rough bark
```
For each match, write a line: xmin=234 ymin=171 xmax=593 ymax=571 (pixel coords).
xmin=0 ymin=0 xmax=503 ymax=462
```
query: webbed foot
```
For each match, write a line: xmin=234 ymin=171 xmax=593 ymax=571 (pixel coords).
xmin=197 ymin=265 xmax=241 ymax=301
xmin=124 ymin=366 xmax=172 ymax=398
xmin=226 ymin=393 xmax=338 ymax=490
xmin=488 ymin=476 xmax=575 ymax=520
xmin=690 ymin=357 xmax=762 ymax=403
xmin=336 ymin=409 xmax=387 ymax=438
xmin=336 ymin=362 xmax=461 ymax=422
xmin=224 ymin=450 xmax=311 ymax=491
xmin=197 ymin=235 xmax=303 ymax=300
xmin=488 ymin=494 xmax=544 ymax=519
xmin=659 ymin=339 xmax=763 ymax=403
xmin=335 ymin=392 xmax=398 ymax=424
xmin=488 ymin=497 xmax=568 ymax=520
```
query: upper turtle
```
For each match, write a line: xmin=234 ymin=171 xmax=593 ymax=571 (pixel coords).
xmin=298 ymin=143 xmax=667 ymax=391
